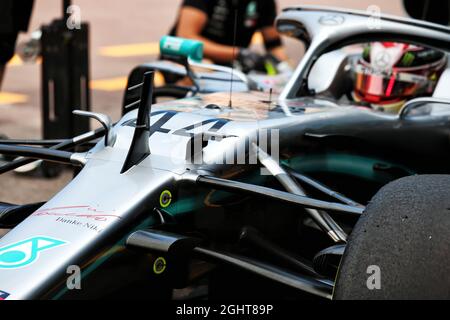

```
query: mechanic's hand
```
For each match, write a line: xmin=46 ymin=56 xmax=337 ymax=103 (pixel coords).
xmin=237 ymin=48 xmax=266 ymax=74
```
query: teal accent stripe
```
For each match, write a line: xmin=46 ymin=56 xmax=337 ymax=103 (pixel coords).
xmin=283 ymin=153 xmax=415 ymax=183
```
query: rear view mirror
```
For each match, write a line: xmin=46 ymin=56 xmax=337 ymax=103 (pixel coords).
xmin=399 ymin=97 xmax=450 ymax=119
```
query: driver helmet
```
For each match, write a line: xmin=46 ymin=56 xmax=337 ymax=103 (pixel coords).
xmin=352 ymin=42 xmax=447 ymax=113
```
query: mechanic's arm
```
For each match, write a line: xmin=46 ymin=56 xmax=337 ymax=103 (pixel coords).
xmin=176 ymin=7 xmax=237 ymax=63
xmin=261 ymin=26 xmax=288 ymax=62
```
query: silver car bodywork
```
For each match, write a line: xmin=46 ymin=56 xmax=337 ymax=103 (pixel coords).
xmin=0 ymin=6 xmax=449 ymax=299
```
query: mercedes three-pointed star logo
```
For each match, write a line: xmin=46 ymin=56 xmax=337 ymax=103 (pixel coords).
xmin=374 ymin=51 xmax=392 ymax=69
xmin=318 ymin=14 xmax=345 ymax=26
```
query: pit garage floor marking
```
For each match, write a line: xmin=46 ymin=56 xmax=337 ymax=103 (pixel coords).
xmin=90 ymin=77 xmax=129 ymax=92
xmin=99 ymin=42 xmax=161 ymax=57
xmin=90 ymin=73 xmax=165 ymax=92
xmin=8 ymin=55 xmax=24 ymax=67
xmin=1 ymin=53 xmax=28 ymax=106
xmin=0 ymin=92 xmax=28 ymax=106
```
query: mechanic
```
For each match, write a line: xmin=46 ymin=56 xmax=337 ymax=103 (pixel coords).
xmin=0 ymin=0 xmax=34 ymax=89
xmin=170 ymin=0 xmax=290 ymax=73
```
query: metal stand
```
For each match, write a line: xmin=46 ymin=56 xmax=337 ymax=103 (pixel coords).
xmin=41 ymin=0 xmax=91 ymax=141
xmin=38 ymin=0 xmax=91 ymax=177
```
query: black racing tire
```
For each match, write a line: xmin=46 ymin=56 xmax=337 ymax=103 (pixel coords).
xmin=334 ymin=175 xmax=450 ymax=300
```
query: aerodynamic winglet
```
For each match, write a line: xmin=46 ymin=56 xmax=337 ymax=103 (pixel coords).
xmin=121 ymin=71 xmax=154 ymax=174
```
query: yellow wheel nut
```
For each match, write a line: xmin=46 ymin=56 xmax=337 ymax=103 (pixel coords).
xmin=153 ymin=257 xmax=167 ymax=275
xmin=159 ymin=190 xmax=172 ymax=208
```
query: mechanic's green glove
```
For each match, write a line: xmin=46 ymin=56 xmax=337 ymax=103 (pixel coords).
xmin=264 ymin=54 xmax=293 ymax=75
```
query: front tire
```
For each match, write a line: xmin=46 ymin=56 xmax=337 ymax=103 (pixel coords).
xmin=334 ymin=175 xmax=450 ymax=300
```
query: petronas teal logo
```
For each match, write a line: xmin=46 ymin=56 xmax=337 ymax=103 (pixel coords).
xmin=247 ymin=1 xmax=257 ymax=17
xmin=0 ymin=237 xmax=66 ymax=269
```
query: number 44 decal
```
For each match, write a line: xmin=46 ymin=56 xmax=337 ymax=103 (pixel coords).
xmin=122 ymin=111 xmax=230 ymax=139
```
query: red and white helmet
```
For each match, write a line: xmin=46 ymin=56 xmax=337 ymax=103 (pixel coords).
xmin=353 ymin=42 xmax=447 ymax=113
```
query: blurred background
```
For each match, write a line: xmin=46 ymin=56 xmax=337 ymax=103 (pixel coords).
xmin=0 ymin=0 xmax=405 ymax=203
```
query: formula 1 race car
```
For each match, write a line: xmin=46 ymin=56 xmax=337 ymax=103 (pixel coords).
xmin=0 ymin=6 xmax=449 ymax=300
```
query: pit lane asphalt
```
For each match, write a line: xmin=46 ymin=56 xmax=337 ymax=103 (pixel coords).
xmin=0 ymin=0 xmax=404 ymax=204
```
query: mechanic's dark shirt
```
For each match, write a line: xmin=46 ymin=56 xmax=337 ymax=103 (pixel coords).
xmin=0 ymin=0 xmax=34 ymax=64
xmin=170 ymin=0 xmax=277 ymax=48
xmin=0 ymin=0 xmax=34 ymax=34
